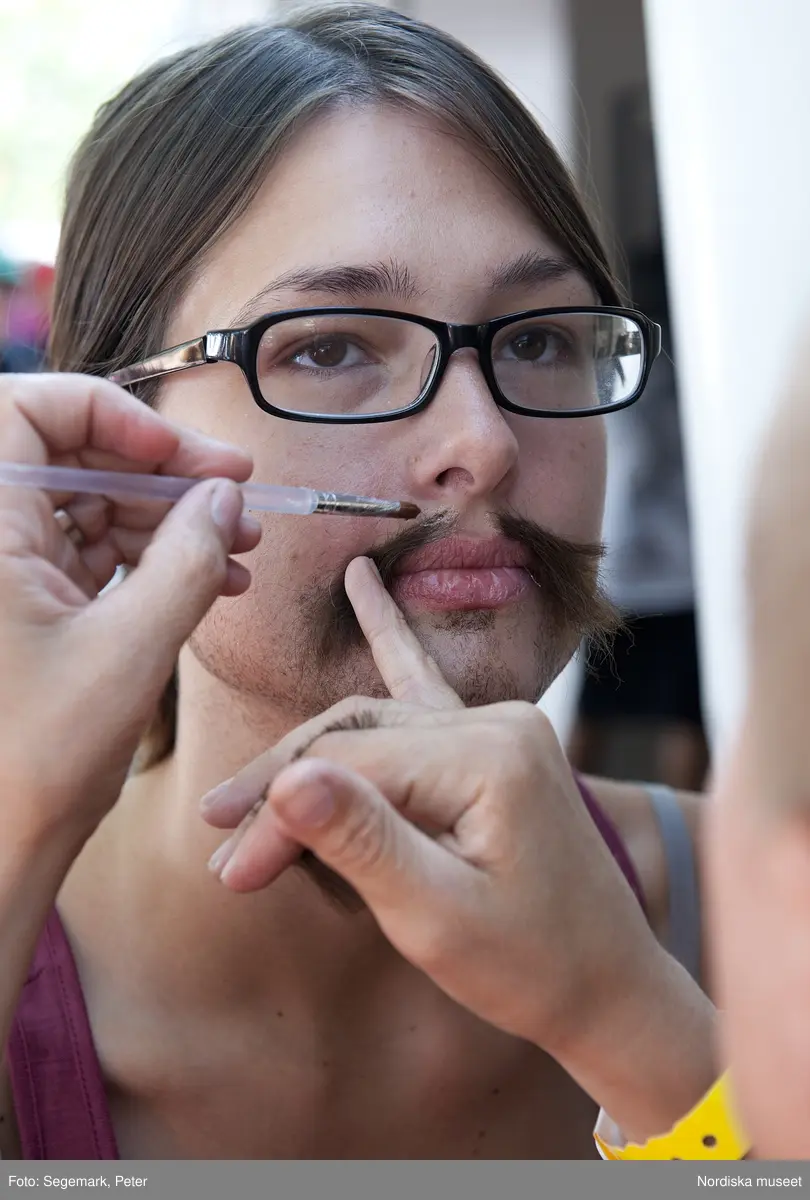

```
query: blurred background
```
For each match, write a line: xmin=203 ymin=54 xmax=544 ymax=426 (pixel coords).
xmin=2 ymin=0 xmax=808 ymax=789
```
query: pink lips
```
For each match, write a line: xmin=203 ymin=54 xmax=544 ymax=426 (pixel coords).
xmin=390 ymin=537 xmax=533 ymax=612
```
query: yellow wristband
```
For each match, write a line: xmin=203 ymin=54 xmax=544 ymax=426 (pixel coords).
xmin=594 ymin=1071 xmax=751 ymax=1160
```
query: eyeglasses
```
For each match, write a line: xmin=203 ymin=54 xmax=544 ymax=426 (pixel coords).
xmin=109 ymin=305 xmax=661 ymax=424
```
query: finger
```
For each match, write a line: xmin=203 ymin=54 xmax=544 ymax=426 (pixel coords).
xmin=345 ymin=556 xmax=463 ymax=709
xmin=42 ymin=495 xmax=262 ymax=595
xmin=198 ymin=695 xmax=423 ymax=830
xmin=108 ymin=510 xmax=261 ymax=562
xmin=198 ymin=692 xmax=524 ymax=831
xmin=222 ymin=559 xmax=252 ymax=596
xmin=105 ymin=500 xmax=262 ymax=549
xmin=1 ymin=374 xmax=181 ymax=469
xmin=216 ymin=758 xmax=456 ymax=906
xmin=6 ymin=374 xmax=252 ymax=477
xmin=201 ymin=705 xmax=509 ymax=846
xmin=84 ymin=478 xmax=247 ymax=695
xmin=207 ymin=797 xmax=302 ymax=891
xmin=41 ymin=440 xmax=253 ymax=512
xmin=0 ymin=375 xmax=254 ymax=537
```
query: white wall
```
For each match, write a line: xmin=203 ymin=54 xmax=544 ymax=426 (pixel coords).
xmin=417 ymin=0 xmax=574 ymax=164
xmin=644 ymin=0 xmax=810 ymax=756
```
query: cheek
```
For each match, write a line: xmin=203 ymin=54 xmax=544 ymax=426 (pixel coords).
xmin=240 ymin=510 xmax=373 ymax=593
xmin=517 ymin=417 xmax=606 ymax=541
xmin=158 ymin=374 xmax=403 ymax=496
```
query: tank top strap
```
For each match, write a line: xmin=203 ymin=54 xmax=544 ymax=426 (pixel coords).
xmin=7 ymin=909 xmax=119 ymax=1160
xmin=575 ymin=775 xmax=647 ymax=914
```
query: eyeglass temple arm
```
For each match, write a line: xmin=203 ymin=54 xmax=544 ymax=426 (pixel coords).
xmin=108 ymin=336 xmax=214 ymax=387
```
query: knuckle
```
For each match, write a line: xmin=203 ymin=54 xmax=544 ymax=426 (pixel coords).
xmin=0 ymin=377 xmax=26 ymax=421
xmin=327 ymin=800 xmax=389 ymax=874
xmin=383 ymin=668 xmax=419 ymax=700
xmin=496 ymin=701 xmax=552 ymax=748
xmin=180 ymin=536 xmax=228 ymax=583
xmin=340 ymin=694 xmax=375 ymax=715
xmin=473 ymin=705 xmax=551 ymax=798
xmin=379 ymin=598 xmax=408 ymax=635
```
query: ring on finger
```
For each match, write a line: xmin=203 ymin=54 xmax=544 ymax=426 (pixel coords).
xmin=54 ymin=507 xmax=87 ymax=549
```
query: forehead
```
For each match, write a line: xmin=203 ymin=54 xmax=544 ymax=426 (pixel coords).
xmin=172 ymin=105 xmax=593 ymax=337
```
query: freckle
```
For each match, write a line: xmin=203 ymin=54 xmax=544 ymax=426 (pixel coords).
xmin=491 ymin=1088 xmax=500 ymax=1097
xmin=322 ymin=1059 xmax=330 ymax=1068
xmin=478 ymin=1129 xmax=486 ymax=1140
xmin=276 ymin=1010 xmax=284 ymax=1018
xmin=409 ymin=1025 xmax=417 ymax=1033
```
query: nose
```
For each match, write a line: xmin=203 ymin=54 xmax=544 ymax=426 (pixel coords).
xmin=407 ymin=348 xmax=520 ymax=504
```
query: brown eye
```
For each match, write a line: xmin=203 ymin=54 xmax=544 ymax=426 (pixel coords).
xmin=508 ymin=328 xmax=551 ymax=362
xmin=300 ymin=338 xmax=352 ymax=368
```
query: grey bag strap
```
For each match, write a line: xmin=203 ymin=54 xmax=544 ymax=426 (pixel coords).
xmin=644 ymin=783 xmax=702 ymax=983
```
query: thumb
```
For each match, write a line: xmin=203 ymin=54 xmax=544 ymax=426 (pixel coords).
xmin=227 ymin=758 xmax=445 ymax=912
xmin=91 ymin=477 xmax=244 ymax=676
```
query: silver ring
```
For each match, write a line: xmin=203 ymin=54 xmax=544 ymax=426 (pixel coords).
xmin=54 ymin=508 xmax=86 ymax=549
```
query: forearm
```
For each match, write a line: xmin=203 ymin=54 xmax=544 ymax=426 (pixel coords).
xmin=550 ymin=941 xmax=719 ymax=1144
xmin=0 ymin=811 xmax=89 ymax=1053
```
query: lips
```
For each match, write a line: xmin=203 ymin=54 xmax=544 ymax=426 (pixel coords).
xmin=390 ymin=537 xmax=534 ymax=611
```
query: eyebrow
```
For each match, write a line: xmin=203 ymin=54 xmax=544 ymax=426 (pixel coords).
xmin=228 ymin=251 xmax=580 ymax=326
xmin=230 ymin=260 xmax=422 ymax=325
xmin=487 ymin=250 xmax=579 ymax=292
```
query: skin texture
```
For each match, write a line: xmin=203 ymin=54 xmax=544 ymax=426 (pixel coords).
xmin=0 ymin=106 xmax=716 ymax=1161
xmin=707 ymin=326 xmax=810 ymax=1158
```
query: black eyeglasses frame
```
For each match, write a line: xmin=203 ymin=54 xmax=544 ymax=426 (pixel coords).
xmin=109 ymin=304 xmax=662 ymax=424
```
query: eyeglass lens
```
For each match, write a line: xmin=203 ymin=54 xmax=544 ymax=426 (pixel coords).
xmin=255 ymin=312 xmax=645 ymax=417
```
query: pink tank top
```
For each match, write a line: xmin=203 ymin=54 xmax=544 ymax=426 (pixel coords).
xmin=7 ymin=780 xmax=643 ymax=1160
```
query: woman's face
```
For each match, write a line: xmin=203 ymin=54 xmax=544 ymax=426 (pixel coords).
xmin=157 ymin=105 xmax=607 ymax=721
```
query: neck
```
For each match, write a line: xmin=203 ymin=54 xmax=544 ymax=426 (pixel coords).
xmin=61 ymin=651 xmax=411 ymax=1031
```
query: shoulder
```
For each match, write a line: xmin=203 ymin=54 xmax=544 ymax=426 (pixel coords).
xmin=580 ymin=775 xmax=704 ymax=949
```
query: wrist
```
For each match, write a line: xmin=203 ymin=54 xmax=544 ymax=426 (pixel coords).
xmin=544 ymin=938 xmax=719 ymax=1143
xmin=595 ymin=1069 xmax=750 ymax=1160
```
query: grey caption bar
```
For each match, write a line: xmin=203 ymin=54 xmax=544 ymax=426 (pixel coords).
xmin=3 ymin=1161 xmax=808 ymax=1200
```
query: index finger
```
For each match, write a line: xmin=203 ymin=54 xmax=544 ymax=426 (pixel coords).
xmin=345 ymin=556 xmax=464 ymax=709
xmin=200 ymin=694 xmax=422 ymax=829
xmin=208 ymin=706 xmax=525 ymax=893
xmin=206 ymin=710 xmax=492 ymax=892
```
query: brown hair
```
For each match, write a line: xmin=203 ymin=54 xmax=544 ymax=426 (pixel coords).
xmin=49 ymin=2 xmax=622 ymax=770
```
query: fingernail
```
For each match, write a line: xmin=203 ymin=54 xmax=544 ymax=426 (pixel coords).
xmin=367 ymin=559 xmax=383 ymax=583
xmin=210 ymin=479 xmax=242 ymax=533
xmin=208 ymin=833 xmax=238 ymax=876
xmin=276 ymin=779 xmax=336 ymax=828
xmin=200 ymin=777 xmax=234 ymax=813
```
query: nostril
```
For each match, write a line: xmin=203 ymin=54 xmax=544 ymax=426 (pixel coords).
xmin=435 ymin=467 xmax=475 ymax=489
